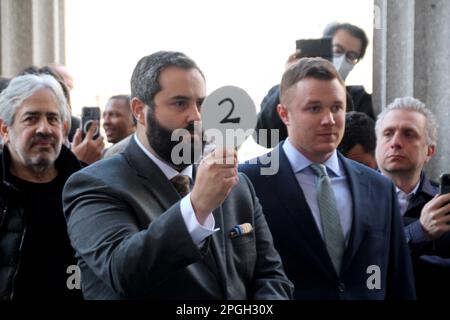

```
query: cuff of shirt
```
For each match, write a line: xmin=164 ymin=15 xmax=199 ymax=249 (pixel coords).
xmin=406 ymin=220 xmax=429 ymax=244
xmin=180 ymin=193 xmax=219 ymax=246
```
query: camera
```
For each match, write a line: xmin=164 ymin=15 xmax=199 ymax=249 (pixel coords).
xmin=81 ymin=106 xmax=100 ymax=140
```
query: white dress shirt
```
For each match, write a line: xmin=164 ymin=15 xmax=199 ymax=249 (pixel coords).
xmin=396 ymin=181 xmax=420 ymax=216
xmin=283 ymin=139 xmax=353 ymax=245
xmin=134 ymin=134 xmax=218 ymax=245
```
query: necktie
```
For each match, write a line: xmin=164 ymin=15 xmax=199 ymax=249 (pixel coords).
xmin=310 ymin=163 xmax=345 ymax=275
xmin=170 ymin=175 xmax=191 ymax=197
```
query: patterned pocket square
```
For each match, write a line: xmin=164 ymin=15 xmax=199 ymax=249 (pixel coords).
xmin=229 ymin=223 xmax=253 ymax=238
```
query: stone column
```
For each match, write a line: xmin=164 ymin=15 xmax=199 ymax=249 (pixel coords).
xmin=57 ymin=0 xmax=65 ymax=64
xmin=33 ymin=0 xmax=65 ymax=65
xmin=373 ymin=0 xmax=450 ymax=180
xmin=0 ymin=0 xmax=65 ymax=76
xmin=33 ymin=0 xmax=56 ymax=65
xmin=414 ymin=0 xmax=450 ymax=180
xmin=0 ymin=0 xmax=34 ymax=76
xmin=0 ymin=4 xmax=2 ymax=75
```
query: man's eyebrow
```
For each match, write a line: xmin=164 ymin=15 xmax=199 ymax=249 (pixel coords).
xmin=401 ymin=126 xmax=420 ymax=133
xmin=305 ymin=100 xmax=322 ymax=104
xmin=333 ymin=44 xmax=359 ymax=56
xmin=22 ymin=111 xmax=60 ymax=117
xmin=168 ymin=95 xmax=191 ymax=101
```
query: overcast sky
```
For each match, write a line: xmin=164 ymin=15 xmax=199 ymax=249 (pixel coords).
xmin=65 ymin=0 xmax=374 ymax=158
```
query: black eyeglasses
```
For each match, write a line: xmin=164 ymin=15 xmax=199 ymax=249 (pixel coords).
xmin=333 ymin=44 xmax=360 ymax=65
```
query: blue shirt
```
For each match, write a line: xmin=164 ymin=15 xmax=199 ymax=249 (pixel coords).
xmin=283 ymin=139 xmax=353 ymax=245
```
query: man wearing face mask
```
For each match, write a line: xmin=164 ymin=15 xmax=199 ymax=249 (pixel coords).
xmin=255 ymin=22 xmax=374 ymax=149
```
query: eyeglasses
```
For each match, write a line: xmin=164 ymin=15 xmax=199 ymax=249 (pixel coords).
xmin=333 ymin=44 xmax=360 ymax=65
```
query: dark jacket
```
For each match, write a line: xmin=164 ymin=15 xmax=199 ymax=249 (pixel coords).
xmin=63 ymin=137 xmax=293 ymax=299
xmin=239 ymin=144 xmax=416 ymax=299
xmin=254 ymin=84 xmax=374 ymax=148
xmin=0 ymin=145 xmax=82 ymax=300
xmin=403 ymin=172 xmax=450 ymax=299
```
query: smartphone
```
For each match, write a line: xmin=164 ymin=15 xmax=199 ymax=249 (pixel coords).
xmin=295 ymin=37 xmax=333 ymax=61
xmin=81 ymin=106 xmax=100 ymax=140
xmin=439 ymin=173 xmax=450 ymax=194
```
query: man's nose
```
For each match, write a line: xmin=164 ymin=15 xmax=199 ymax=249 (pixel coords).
xmin=390 ymin=132 xmax=402 ymax=149
xmin=188 ymin=103 xmax=201 ymax=123
xmin=103 ymin=115 xmax=111 ymax=125
xmin=36 ymin=118 xmax=52 ymax=134
xmin=321 ymin=111 xmax=335 ymax=126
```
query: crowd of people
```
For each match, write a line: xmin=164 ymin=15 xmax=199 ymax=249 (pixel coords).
xmin=0 ymin=21 xmax=449 ymax=301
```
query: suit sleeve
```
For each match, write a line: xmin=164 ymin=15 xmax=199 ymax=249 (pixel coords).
xmin=239 ymin=174 xmax=294 ymax=299
xmin=406 ymin=220 xmax=450 ymax=258
xmin=386 ymin=182 xmax=417 ymax=299
xmin=63 ymin=171 xmax=204 ymax=298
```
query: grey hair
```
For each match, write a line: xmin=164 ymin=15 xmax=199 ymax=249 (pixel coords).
xmin=0 ymin=73 xmax=68 ymax=126
xmin=130 ymin=51 xmax=205 ymax=109
xmin=375 ymin=97 xmax=438 ymax=146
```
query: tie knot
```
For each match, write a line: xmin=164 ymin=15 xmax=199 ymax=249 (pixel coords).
xmin=170 ymin=175 xmax=191 ymax=197
xmin=310 ymin=163 xmax=328 ymax=178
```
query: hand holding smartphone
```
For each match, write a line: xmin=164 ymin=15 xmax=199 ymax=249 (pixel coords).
xmin=81 ymin=107 xmax=101 ymax=140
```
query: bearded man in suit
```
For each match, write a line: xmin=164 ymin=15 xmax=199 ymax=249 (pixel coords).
xmin=63 ymin=51 xmax=293 ymax=300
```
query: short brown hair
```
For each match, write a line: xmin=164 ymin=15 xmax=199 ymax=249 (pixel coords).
xmin=279 ymin=57 xmax=344 ymax=105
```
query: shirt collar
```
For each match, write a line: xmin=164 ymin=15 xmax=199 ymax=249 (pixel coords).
xmin=282 ymin=138 xmax=342 ymax=177
xmin=133 ymin=134 xmax=193 ymax=180
xmin=395 ymin=179 xmax=421 ymax=199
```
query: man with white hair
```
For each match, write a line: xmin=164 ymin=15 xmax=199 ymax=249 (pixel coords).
xmin=0 ymin=74 xmax=83 ymax=300
xmin=375 ymin=97 xmax=450 ymax=299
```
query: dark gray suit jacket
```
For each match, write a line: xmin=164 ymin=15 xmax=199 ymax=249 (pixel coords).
xmin=63 ymin=137 xmax=293 ymax=299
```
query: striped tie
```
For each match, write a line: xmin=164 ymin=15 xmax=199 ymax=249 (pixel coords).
xmin=170 ymin=175 xmax=191 ymax=197
xmin=310 ymin=163 xmax=345 ymax=275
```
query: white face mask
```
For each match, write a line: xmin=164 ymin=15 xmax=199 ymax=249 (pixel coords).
xmin=333 ymin=55 xmax=354 ymax=80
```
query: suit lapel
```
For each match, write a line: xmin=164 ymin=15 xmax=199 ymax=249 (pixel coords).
xmin=338 ymin=154 xmax=369 ymax=272
xmin=124 ymin=137 xmax=180 ymax=212
xmin=123 ymin=137 xmax=229 ymax=296
xmin=405 ymin=173 xmax=437 ymax=218
xmin=269 ymin=146 xmax=337 ymax=277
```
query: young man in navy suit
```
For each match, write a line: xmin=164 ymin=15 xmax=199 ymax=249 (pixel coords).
xmin=240 ymin=57 xmax=415 ymax=299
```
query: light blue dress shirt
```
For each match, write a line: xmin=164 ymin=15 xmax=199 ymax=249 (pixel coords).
xmin=283 ymin=139 xmax=353 ymax=245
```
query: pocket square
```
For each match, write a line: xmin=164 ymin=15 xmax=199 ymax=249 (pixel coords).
xmin=229 ymin=223 xmax=253 ymax=238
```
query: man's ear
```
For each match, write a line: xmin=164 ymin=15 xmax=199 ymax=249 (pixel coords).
xmin=277 ymin=103 xmax=290 ymax=126
xmin=63 ymin=120 xmax=69 ymax=137
xmin=426 ymin=144 xmax=436 ymax=162
xmin=0 ymin=119 xmax=10 ymax=144
xmin=131 ymin=98 xmax=146 ymax=125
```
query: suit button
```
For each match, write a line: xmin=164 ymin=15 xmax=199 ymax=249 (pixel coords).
xmin=338 ymin=282 xmax=345 ymax=293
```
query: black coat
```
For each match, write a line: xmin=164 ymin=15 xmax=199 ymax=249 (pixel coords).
xmin=403 ymin=172 xmax=450 ymax=299
xmin=0 ymin=145 xmax=82 ymax=300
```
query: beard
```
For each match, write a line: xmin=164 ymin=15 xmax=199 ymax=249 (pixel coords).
xmin=6 ymin=132 xmax=62 ymax=177
xmin=27 ymin=133 xmax=61 ymax=168
xmin=145 ymin=109 xmax=205 ymax=171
